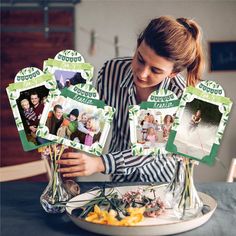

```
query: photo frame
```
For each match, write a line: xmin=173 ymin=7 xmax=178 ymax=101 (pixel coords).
xmin=36 ymin=84 xmax=115 ymax=156
xmin=166 ymin=80 xmax=233 ymax=165
xmin=43 ymin=50 xmax=94 ymax=89
xmin=129 ymin=89 xmax=179 ymax=156
xmin=209 ymin=41 xmax=236 ymax=71
xmin=6 ymin=67 xmax=57 ymax=151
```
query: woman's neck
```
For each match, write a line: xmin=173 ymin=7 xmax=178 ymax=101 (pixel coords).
xmin=135 ymin=85 xmax=156 ymax=103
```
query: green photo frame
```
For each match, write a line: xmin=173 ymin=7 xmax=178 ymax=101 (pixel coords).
xmin=166 ymin=80 xmax=233 ymax=165
xmin=6 ymin=67 xmax=57 ymax=151
xmin=129 ymin=89 xmax=180 ymax=156
xmin=43 ymin=50 xmax=94 ymax=89
xmin=36 ymin=84 xmax=115 ymax=156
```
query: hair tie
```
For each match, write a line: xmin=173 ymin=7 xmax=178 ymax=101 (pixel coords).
xmin=177 ymin=19 xmax=195 ymax=36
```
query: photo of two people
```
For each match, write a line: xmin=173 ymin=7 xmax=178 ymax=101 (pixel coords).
xmin=17 ymin=85 xmax=50 ymax=145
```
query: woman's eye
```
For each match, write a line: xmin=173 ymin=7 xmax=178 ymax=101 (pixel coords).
xmin=151 ymin=68 xmax=162 ymax=74
xmin=138 ymin=57 xmax=144 ymax=64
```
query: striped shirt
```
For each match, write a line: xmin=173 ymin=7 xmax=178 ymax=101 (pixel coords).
xmin=96 ymin=57 xmax=186 ymax=182
xmin=24 ymin=107 xmax=37 ymax=126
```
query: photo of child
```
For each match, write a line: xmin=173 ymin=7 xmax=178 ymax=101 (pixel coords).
xmin=20 ymin=99 xmax=37 ymax=130
xmin=174 ymin=98 xmax=222 ymax=160
xmin=189 ymin=109 xmax=202 ymax=131
xmin=146 ymin=127 xmax=158 ymax=147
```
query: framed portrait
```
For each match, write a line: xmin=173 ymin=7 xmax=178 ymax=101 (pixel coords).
xmin=129 ymin=89 xmax=179 ymax=156
xmin=209 ymin=41 xmax=236 ymax=71
xmin=37 ymin=84 xmax=115 ymax=156
xmin=6 ymin=67 xmax=57 ymax=151
xmin=166 ymin=81 xmax=233 ymax=165
xmin=43 ymin=50 xmax=94 ymax=89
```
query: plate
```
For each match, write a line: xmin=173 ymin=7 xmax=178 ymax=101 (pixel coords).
xmin=66 ymin=184 xmax=217 ymax=236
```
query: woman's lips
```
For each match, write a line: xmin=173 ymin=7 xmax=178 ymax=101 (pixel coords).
xmin=135 ymin=76 xmax=146 ymax=83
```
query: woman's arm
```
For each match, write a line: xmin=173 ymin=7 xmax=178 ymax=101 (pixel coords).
xmin=57 ymin=149 xmax=175 ymax=183
xmin=57 ymin=149 xmax=154 ymax=177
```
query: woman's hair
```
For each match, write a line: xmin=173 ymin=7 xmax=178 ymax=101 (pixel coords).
xmin=164 ymin=115 xmax=174 ymax=124
xmin=137 ymin=16 xmax=205 ymax=86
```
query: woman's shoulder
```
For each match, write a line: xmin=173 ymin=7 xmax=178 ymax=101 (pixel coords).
xmin=97 ymin=57 xmax=132 ymax=89
xmin=102 ymin=57 xmax=132 ymax=73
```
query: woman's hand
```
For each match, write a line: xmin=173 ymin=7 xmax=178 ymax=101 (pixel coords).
xmin=57 ymin=152 xmax=105 ymax=177
xmin=29 ymin=125 xmax=37 ymax=133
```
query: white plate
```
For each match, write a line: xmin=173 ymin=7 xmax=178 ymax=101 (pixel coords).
xmin=66 ymin=184 xmax=217 ymax=236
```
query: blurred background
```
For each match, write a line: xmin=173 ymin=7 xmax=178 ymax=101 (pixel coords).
xmin=1 ymin=0 xmax=236 ymax=182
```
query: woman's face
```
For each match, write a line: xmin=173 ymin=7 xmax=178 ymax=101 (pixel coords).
xmin=81 ymin=114 xmax=88 ymax=123
xmin=166 ymin=115 xmax=172 ymax=123
xmin=86 ymin=119 xmax=92 ymax=129
xmin=131 ymin=40 xmax=175 ymax=89
xmin=149 ymin=115 xmax=155 ymax=123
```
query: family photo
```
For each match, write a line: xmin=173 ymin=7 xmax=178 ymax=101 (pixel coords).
xmin=54 ymin=70 xmax=86 ymax=90
xmin=17 ymin=85 xmax=50 ymax=145
xmin=45 ymin=96 xmax=103 ymax=147
xmin=136 ymin=109 xmax=176 ymax=150
xmin=174 ymin=98 xmax=222 ymax=159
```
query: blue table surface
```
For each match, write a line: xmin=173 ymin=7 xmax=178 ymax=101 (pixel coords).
xmin=1 ymin=182 xmax=236 ymax=236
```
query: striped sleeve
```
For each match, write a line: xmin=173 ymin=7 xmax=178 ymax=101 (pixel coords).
xmin=101 ymin=149 xmax=155 ymax=175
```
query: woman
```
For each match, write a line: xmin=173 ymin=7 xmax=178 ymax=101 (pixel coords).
xmin=57 ymin=16 xmax=205 ymax=182
xmin=163 ymin=115 xmax=174 ymax=140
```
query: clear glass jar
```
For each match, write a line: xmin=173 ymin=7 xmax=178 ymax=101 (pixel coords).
xmin=40 ymin=160 xmax=70 ymax=214
xmin=165 ymin=157 xmax=203 ymax=220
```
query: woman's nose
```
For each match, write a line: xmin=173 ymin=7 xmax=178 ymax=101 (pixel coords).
xmin=139 ymin=66 xmax=149 ymax=79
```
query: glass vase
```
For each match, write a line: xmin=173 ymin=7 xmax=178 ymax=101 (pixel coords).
xmin=173 ymin=158 xmax=203 ymax=220
xmin=40 ymin=160 xmax=70 ymax=214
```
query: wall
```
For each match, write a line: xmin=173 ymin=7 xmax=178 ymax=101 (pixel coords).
xmin=75 ymin=0 xmax=236 ymax=182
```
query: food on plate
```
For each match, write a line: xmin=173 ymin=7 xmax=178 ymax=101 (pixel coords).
xmin=71 ymin=186 xmax=165 ymax=226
